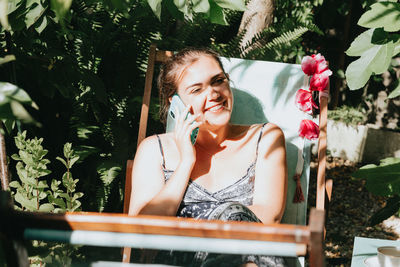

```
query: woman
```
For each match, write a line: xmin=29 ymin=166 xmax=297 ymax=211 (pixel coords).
xmin=129 ymin=47 xmax=288 ymax=267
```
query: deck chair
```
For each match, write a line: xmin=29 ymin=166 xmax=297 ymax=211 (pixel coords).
xmin=0 ymin=191 xmax=325 ymax=266
xmin=122 ymin=45 xmax=332 ymax=266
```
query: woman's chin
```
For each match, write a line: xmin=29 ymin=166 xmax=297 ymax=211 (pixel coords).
xmin=203 ymin=114 xmax=231 ymax=128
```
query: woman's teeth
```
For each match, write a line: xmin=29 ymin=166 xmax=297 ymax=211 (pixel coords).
xmin=208 ymin=104 xmax=223 ymax=112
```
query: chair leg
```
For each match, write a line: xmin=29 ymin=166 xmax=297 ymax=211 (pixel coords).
xmin=1 ymin=235 xmax=30 ymax=267
xmin=323 ymin=179 xmax=333 ymax=238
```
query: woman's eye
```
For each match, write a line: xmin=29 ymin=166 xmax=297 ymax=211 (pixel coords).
xmin=191 ymin=88 xmax=201 ymax=94
xmin=214 ymin=77 xmax=226 ymax=84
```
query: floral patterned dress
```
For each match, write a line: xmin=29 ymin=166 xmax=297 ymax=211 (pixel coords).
xmin=151 ymin=125 xmax=286 ymax=267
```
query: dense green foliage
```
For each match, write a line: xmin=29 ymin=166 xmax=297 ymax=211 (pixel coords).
xmin=0 ymin=0 xmax=325 ymax=213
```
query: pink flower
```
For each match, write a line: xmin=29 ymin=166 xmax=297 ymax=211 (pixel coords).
xmin=310 ymin=69 xmax=332 ymax=91
xmin=301 ymin=56 xmax=317 ymax=76
xmin=299 ymin=119 xmax=319 ymax=140
xmin=295 ymin=89 xmax=318 ymax=114
xmin=311 ymin=53 xmax=329 ymax=74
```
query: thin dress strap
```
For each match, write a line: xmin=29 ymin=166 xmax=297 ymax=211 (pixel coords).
xmin=156 ymin=135 xmax=166 ymax=169
xmin=255 ymin=123 xmax=267 ymax=159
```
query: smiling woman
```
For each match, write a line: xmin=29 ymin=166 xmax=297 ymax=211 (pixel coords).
xmin=128 ymin=47 xmax=288 ymax=267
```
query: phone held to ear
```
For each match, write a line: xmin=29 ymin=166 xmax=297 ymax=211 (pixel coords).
xmin=166 ymin=94 xmax=199 ymax=145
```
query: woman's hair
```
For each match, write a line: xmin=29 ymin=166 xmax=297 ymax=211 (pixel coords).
xmin=157 ymin=47 xmax=226 ymax=124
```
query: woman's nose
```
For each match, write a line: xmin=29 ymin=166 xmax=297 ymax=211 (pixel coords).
xmin=207 ymin=87 xmax=220 ymax=100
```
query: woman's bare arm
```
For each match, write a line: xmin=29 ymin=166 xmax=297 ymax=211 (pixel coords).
xmin=128 ymin=135 xmax=195 ymax=216
xmin=248 ymin=123 xmax=288 ymax=224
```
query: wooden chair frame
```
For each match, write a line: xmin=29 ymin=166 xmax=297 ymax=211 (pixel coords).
xmin=0 ymin=191 xmax=325 ymax=267
xmin=122 ymin=44 xmax=332 ymax=264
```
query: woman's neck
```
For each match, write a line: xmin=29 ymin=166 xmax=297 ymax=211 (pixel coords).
xmin=195 ymin=124 xmax=231 ymax=148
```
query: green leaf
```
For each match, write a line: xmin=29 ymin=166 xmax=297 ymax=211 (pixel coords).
xmin=71 ymin=200 xmax=81 ymax=211
xmin=0 ymin=0 xmax=10 ymax=30
xmin=352 ymin=160 xmax=400 ymax=196
xmin=2 ymin=118 xmax=15 ymax=133
xmin=69 ymin=156 xmax=79 ymax=168
xmin=345 ymin=40 xmax=394 ymax=90
xmin=74 ymin=145 xmax=100 ymax=162
xmin=51 ymin=179 xmax=61 ymax=192
xmin=37 ymin=180 xmax=49 ymax=189
xmin=209 ymin=1 xmax=227 ymax=25
xmin=56 ymin=156 xmax=68 ymax=168
xmin=369 ymin=195 xmax=400 ymax=226
xmin=15 ymin=191 xmax=37 ymax=211
xmin=50 ymin=196 xmax=66 ymax=209
xmin=213 ymin=0 xmax=245 ymax=11
xmin=0 ymin=55 xmax=16 ymax=65
xmin=9 ymin=180 xmax=21 ymax=188
xmin=394 ymin=39 xmax=400 ymax=56
xmin=147 ymin=0 xmax=162 ymax=19
xmin=96 ymin=161 xmax=122 ymax=186
xmin=34 ymin=14 xmax=47 ymax=34
xmin=192 ymin=0 xmax=210 ymax=13
xmin=39 ymin=203 xmax=54 ymax=212
xmin=358 ymin=2 xmax=400 ymax=32
xmin=346 ymin=29 xmax=375 ymax=57
xmin=72 ymin=192 xmax=83 ymax=201
xmin=50 ymin=0 xmax=71 ymax=23
xmin=0 ymin=82 xmax=31 ymax=103
xmin=388 ymin=80 xmax=400 ymax=99
xmin=25 ymin=0 xmax=45 ymax=29
xmin=173 ymin=0 xmax=190 ymax=18
xmin=380 ymin=157 xmax=400 ymax=165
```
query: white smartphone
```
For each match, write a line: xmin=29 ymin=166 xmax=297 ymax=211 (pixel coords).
xmin=166 ymin=94 xmax=199 ymax=145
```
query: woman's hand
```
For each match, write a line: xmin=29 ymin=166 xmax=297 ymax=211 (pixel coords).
xmin=174 ymin=105 xmax=202 ymax=166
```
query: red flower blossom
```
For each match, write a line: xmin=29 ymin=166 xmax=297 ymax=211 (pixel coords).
xmin=295 ymin=89 xmax=318 ymax=114
xmin=301 ymin=56 xmax=317 ymax=76
xmin=310 ymin=69 xmax=332 ymax=91
xmin=299 ymin=119 xmax=319 ymax=140
xmin=311 ymin=53 xmax=329 ymax=74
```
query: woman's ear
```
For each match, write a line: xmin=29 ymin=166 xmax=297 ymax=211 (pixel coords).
xmin=168 ymin=96 xmax=173 ymax=103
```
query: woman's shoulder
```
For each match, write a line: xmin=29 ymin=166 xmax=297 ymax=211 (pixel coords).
xmin=138 ymin=133 xmax=177 ymax=155
xmin=257 ymin=123 xmax=285 ymax=147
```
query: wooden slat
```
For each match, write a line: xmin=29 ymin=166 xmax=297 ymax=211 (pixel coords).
xmin=6 ymin=210 xmax=311 ymax=244
xmin=308 ymin=209 xmax=325 ymax=267
xmin=137 ymin=44 xmax=157 ymax=148
xmin=123 ymin=160 xmax=134 ymax=214
xmin=316 ymin=95 xmax=328 ymax=210
xmin=155 ymin=50 xmax=173 ymax=63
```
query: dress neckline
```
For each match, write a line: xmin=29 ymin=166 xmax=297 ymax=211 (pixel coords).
xmin=162 ymin=161 xmax=255 ymax=196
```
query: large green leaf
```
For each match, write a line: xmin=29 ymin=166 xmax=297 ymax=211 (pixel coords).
xmin=358 ymin=2 xmax=400 ymax=32
xmin=213 ymin=0 xmax=246 ymax=11
xmin=209 ymin=1 xmax=227 ymax=25
xmin=0 ymin=0 xmax=10 ymax=30
xmin=25 ymin=0 xmax=45 ymax=29
xmin=50 ymin=0 xmax=71 ymax=23
xmin=0 ymin=55 xmax=15 ymax=65
xmin=0 ymin=82 xmax=31 ymax=103
xmin=352 ymin=159 xmax=400 ymax=196
xmin=147 ymin=0 xmax=162 ymax=20
xmin=368 ymin=195 xmax=400 ymax=226
xmin=173 ymin=0 xmax=190 ymax=18
xmin=389 ymin=80 xmax=400 ymax=99
xmin=192 ymin=0 xmax=209 ymax=13
xmin=345 ymin=36 xmax=394 ymax=90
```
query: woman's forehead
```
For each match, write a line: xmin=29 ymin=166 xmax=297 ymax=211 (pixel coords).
xmin=177 ymin=56 xmax=222 ymax=86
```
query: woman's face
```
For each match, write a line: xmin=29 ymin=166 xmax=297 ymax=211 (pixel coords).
xmin=175 ymin=55 xmax=233 ymax=129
